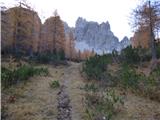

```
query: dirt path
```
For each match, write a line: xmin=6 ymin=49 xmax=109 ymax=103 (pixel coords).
xmin=2 ymin=63 xmax=85 ymax=120
xmin=59 ymin=62 xmax=85 ymax=120
xmin=2 ymin=62 xmax=160 ymax=120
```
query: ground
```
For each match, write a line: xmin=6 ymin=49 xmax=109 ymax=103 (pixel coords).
xmin=1 ymin=62 xmax=160 ymax=120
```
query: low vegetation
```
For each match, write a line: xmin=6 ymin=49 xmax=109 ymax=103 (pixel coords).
xmin=120 ymin=46 xmax=153 ymax=64
xmin=82 ymin=46 xmax=160 ymax=102
xmin=82 ymin=54 xmax=112 ymax=80
xmin=1 ymin=65 xmax=49 ymax=89
xmin=30 ymin=51 xmax=65 ymax=64
xmin=116 ymin=64 xmax=160 ymax=101
xmin=83 ymin=84 xmax=124 ymax=120
xmin=49 ymin=80 xmax=60 ymax=89
xmin=81 ymin=46 xmax=160 ymax=119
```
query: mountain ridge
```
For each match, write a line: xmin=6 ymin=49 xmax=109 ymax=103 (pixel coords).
xmin=64 ymin=17 xmax=131 ymax=54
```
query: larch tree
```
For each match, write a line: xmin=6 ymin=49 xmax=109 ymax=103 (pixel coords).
xmin=131 ymin=26 xmax=150 ymax=48
xmin=68 ymin=31 xmax=75 ymax=60
xmin=52 ymin=10 xmax=65 ymax=53
xmin=1 ymin=1 xmax=41 ymax=56
xmin=10 ymin=1 xmax=36 ymax=56
xmin=131 ymin=0 xmax=160 ymax=68
xmin=1 ymin=4 xmax=12 ymax=54
xmin=41 ymin=10 xmax=65 ymax=54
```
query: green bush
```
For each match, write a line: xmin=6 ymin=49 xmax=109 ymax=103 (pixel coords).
xmin=14 ymin=65 xmax=34 ymax=81
xmin=1 ymin=67 xmax=14 ymax=87
xmin=156 ymin=43 xmax=160 ymax=59
xmin=35 ymin=53 xmax=51 ymax=63
xmin=32 ymin=50 xmax=65 ymax=63
xmin=118 ymin=64 xmax=142 ymax=90
xmin=34 ymin=67 xmax=49 ymax=76
xmin=50 ymin=80 xmax=60 ymax=89
xmin=82 ymin=54 xmax=112 ymax=80
xmin=84 ymin=89 xmax=124 ymax=120
xmin=153 ymin=66 xmax=160 ymax=75
xmin=120 ymin=46 xmax=152 ymax=64
xmin=82 ymin=83 xmax=98 ymax=92
xmin=116 ymin=64 xmax=160 ymax=102
xmin=120 ymin=46 xmax=140 ymax=64
xmin=1 ymin=65 xmax=49 ymax=88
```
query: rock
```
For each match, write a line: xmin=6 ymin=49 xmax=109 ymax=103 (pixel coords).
xmin=120 ymin=36 xmax=131 ymax=49
xmin=57 ymin=85 xmax=72 ymax=120
xmin=64 ymin=17 xmax=131 ymax=54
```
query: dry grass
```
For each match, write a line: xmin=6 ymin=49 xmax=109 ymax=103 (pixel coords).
xmin=2 ymin=60 xmax=160 ymax=120
xmin=60 ymin=62 xmax=86 ymax=120
xmin=113 ymin=88 xmax=160 ymax=120
xmin=7 ymin=103 xmax=40 ymax=120
xmin=2 ymin=63 xmax=64 ymax=120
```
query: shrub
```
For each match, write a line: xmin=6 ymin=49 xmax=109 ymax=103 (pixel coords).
xmin=120 ymin=46 xmax=140 ymax=64
xmin=84 ymin=89 xmax=124 ymax=120
xmin=120 ymin=46 xmax=152 ymax=64
xmin=156 ymin=43 xmax=160 ymax=59
xmin=1 ymin=104 xmax=8 ymax=120
xmin=1 ymin=65 xmax=49 ymax=89
xmin=1 ymin=67 xmax=14 ymax=88
xmin=118 ymin=64 xmax=141 ymax=90
xmin=116 ymin=64 xmax=160 ymax=102
xmin=14 ymin=65 xmax=34 ymax=81
xmin=34 ymin=67 xmax=49 ymax=76
xmin=82 ymin=54 xmax=112 ymax=80
xmin=35 ymin=53 xmax=51 ymax=63
xmin=50 ymin=80 xmax=60 ymax=89
xmin=152 ymin=65 xmax=160 ymax=76
xmin=32 ymin=50 xmax=65 ymax=64
xmin=82 ymin=83 xmax=98 ymax=92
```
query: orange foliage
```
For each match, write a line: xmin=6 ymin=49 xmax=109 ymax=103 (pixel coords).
xmin=65 ymin=31 xmax=75 ymax=59
xmin=2 ymin=5 xmax=96 ymax=60
xmin=80 ymin=49 xmax=95 ymax=60
xmin=1 ymin=4 xmax=41 ymax=55
xmin=40 ymin=13 xmax=65 ymax=53
xmin=131 ymin=26 xmax=150 ymax=48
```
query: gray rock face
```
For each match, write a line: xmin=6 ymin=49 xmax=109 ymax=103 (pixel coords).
xmin=120 ymin=36 xmax=131 ymax=49
xmin=64 ymin=22 xmax=74 ymax=36
xmin=64 ymin=17 xmax=130 ymax=54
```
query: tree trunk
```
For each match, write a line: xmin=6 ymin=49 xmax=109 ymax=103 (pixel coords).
xmin=150 ymin=31 xmax=157 ymax=60
xmin=149 ymin=1 xmax=157 ymax=70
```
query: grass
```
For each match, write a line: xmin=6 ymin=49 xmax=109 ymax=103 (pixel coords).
xmin=1 ymin=65 xmax=49 ymax=89
xmin=115 ymin=63 xmax=160 ymax=102
xmin=49 ymin=80 xmax=60 ymax=89
xmin=82 ymin=54 xmax=112 ymax=80
xmin=81 ymin=83 xmax=98 ymax=92
xmin=83 ymin=82 xmax=124 ymax=120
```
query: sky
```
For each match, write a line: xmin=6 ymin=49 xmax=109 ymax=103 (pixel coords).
xmin=1 ymin=0 xmax=140 ymax=40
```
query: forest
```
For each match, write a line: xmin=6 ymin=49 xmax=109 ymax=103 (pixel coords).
xmin=1 ymin=0 xmax=160 ymax=120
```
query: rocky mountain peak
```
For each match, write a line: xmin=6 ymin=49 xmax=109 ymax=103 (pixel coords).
xmin=120 ymin=36 xmax=131 ymax=49
xmin=64 ymin=17 xmax=130 ymax=54
xmin=76 ymin=17 xmax=87 ymax=28
xmin=100 ymin=21 xmax=110 ymax=31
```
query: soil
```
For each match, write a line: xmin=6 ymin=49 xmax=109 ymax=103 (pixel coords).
xmin=2 ymin=62 xmax=160 ymax=120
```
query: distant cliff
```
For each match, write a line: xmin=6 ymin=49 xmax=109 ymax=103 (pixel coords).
xmin=1 ymin=6 xmax=130 ymax=55
xmin=64 ymin=17 xmax=131 ymax=54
